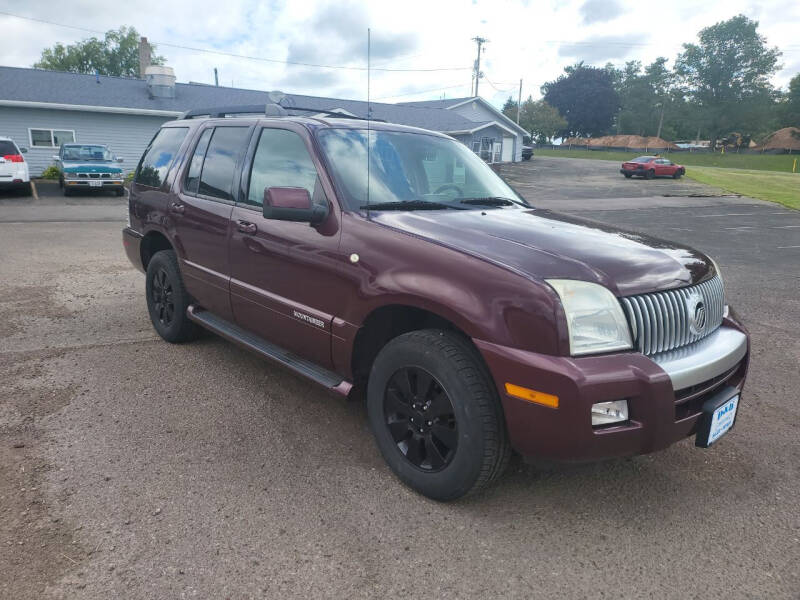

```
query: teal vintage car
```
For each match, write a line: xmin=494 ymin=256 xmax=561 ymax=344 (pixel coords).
xmin=54 ymin=143 xmax=125 ymax=196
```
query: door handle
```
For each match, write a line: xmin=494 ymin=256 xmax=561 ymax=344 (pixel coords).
xmin=237 ymin=220 xmax=257 ymax=235
xmin=169 ymin=202 xmax=185 ymax=215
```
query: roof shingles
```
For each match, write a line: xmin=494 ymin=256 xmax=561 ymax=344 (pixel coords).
xmin=0 ymin=66 xmax=481 ymax=132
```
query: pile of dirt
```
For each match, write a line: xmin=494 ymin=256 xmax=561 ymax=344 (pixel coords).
xmin=563 ymin=135 xmax=679 ymax=150
xmin=758 ymin=127 xmax=800 ymax=150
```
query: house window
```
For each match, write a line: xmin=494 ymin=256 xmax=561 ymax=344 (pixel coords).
xmin=471 ymin=141 xmax=480 ymax=154
xmin=29 ymin=128 xmax=76 ymax=148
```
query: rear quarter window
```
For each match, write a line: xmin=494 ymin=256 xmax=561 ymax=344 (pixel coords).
xmin=134 ymin=127 xmax=189 ymax=188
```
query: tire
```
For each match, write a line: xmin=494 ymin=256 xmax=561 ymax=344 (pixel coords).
xmin=623 ymin=173 xmax=632 ymax=178
xmin=115 ymin=187 xmax=125 ymax=197
xmin=673 ymin=169 xmax=683 ymax=179
xmin=367 ymin=329 xmax=510 ymax=501
xmin=145 ymin=250 xmax=200 ymax=343
xmin=645 ymin=169 xmax=655 ymax=180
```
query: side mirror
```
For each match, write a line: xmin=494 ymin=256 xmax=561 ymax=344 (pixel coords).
xmin=20 ymin=147 xmax=28 ymax=153
xmin=116 ymin=157 xmax=124 ymax=163
xmin=263 ymin=187 xmax=327 ymax=224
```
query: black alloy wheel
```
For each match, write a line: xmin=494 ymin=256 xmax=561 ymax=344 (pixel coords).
xmin=144 ymin=249 xmax=200 ymax=343
xmin=383 ymin=366 xmax=458 ymax=471
xmin=646 ymin=169 xmax=655 ymax=179
xmin=150 ymin=267 xmax=175 ymax=327
xmin=367 ymin=329 xmax=510 ymax=500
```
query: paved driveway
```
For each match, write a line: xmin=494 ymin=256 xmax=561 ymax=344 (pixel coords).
xmin=1 ymin=157 xmax=798 ymax=598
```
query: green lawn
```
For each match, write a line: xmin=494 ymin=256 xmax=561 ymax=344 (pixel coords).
xmin=535 ymin=148 xmax=799 ymax=173
xmin=685 ymin=167 xmax=800 ymax=210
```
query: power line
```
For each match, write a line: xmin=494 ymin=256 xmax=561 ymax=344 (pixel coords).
xmin=374 ymin=82 xmax=468 ymax=101
xmin=0 ymin=11 xmax=471 ymax=72
xmin=484 ymin=77 xmax=516 ymax=95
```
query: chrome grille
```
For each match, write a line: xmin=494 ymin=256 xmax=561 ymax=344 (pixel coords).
xmin=621 ymin=276 xmax=725 ymax=356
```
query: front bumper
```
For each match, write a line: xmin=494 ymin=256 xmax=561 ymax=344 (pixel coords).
xmin=476 ymin=316 xmax=749 ymax=461
xmin=65 ymin=178 xmax=124 ymax=189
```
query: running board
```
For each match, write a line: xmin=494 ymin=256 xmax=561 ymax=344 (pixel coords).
xmin=187 ymin=305 xmax=351 ymax=396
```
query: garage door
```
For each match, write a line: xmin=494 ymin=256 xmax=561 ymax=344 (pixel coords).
xmin=501 ymin=136 xmax=514 ymax=162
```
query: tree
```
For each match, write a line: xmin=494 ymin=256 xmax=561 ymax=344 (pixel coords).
xmin=675 ymin=15 xmax=781 ymax=149
xmin=521 ymin=98 xmax=567 ymax=144
xmin=610 ymin=57 xmax=689 ymax=139
xmin=34 ymin=26 xmax=164 ymax=78
xmin=542 ymin=65 xmax=620 ymax=137
xmin=781 ymin=74 xmax=800 ymax=127
xmin=501 ymin=96 xmax=517 ymax=118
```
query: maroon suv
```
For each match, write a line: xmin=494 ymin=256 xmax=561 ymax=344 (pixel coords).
xmin=122 ymin=104 xmax=749 ymax=501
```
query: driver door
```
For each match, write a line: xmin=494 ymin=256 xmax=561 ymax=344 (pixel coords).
xmin=228 ymin=124 xmax=343 ymax=368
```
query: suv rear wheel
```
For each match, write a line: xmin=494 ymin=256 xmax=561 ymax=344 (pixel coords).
xmin=145 ymin=250 xmax=200 ymax=343
xmin=367 ymin=329 xmax=510 ymax=501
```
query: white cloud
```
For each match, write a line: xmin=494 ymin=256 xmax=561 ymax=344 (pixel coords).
xmin=0 ymin=0 xmax=798 ymax=107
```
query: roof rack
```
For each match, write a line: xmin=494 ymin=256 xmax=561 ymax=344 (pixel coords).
xmin=179 ymin=103 xmax=383 ymax=122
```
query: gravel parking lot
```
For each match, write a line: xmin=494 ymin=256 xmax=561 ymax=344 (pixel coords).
xmin=2 ymin=157 xmax=799 ymax=598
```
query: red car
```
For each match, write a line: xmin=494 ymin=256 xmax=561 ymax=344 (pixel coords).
xmin=621 ymin=156 xmax=685 ymax=179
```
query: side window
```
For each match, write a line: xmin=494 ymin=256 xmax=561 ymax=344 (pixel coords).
xmin=134 ymin=127 xmax=189 ymax=188
xmin=184 ymin=128 xmax=213 ymax=194
xmin=198 ymin=127 xmax=250 ymax=201
xmin=246 ymin=128 xmax=320 ymax=207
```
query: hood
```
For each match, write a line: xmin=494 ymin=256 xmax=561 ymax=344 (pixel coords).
xmin=62 ymin=162 xmax=123 ymax=174
xmin=371 ymin=207 xmax=714 ymax=297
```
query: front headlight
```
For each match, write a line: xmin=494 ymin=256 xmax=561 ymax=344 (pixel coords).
xmin=64 ymin=171 xmax=80 ymax=179
xmin=546 ymin=279 xmax=633 ymax=356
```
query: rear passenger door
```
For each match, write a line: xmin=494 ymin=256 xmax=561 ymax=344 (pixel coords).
xmin=172 ymin=124 xmax=253 ymax=320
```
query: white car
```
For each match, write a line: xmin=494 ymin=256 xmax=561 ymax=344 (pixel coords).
xmin=0 ymin=136 xmax=31 ymax=195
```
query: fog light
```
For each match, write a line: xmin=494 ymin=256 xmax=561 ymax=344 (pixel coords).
xmin=591 ymin=400 xmax=629 ymax=426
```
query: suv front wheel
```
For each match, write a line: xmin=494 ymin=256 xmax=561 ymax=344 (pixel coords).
xmin=145 ymin=250 xmax=200 ymax=343
xmin=367 ymin=329 xmax=510 ymax=501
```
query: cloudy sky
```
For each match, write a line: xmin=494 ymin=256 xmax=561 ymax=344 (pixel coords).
xmin=1 ymin=0 xmax=798 ymax=107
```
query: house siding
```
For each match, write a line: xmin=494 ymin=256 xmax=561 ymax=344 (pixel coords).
xmin=448 ymin=101 xmax=523 ymax=161
xmin=452 ymin=125 xmax=513 ymax=163
xmin=0 ymin=106 xmax=169 ymax=176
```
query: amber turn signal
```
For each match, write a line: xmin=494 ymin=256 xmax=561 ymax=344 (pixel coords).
xmin=504 ymin=383 xmax=559 ymax=408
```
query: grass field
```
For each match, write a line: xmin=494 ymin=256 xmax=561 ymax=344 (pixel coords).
xmin=535 ymin=148 xmax=799 ymax=173
xmin=685 ymin=167 xmax=800 ymax=210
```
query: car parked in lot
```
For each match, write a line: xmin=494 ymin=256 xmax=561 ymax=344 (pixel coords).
xmin=0 ymin=136 xmax=31 ymax=194
xmin=123 ymin=104 xmax=749 ymax=500
xmin=621 ymin=156 xmax=685 ymax=179
xmin=54 ymin=143 xmax=125 ymax=196
xmin=521 ymin=145 xmax=534 ymax=160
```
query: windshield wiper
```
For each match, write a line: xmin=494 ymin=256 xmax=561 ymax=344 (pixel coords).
xmin=360 ymin=200 xmax=462 ymax=211
xmin=457 ymin=196 xmax=526 ymax=207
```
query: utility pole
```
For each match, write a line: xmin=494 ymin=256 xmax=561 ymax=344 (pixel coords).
xmin=516 ymin=78 xmax=523 ymax=124
xmin=655 ymin=101 xmax=665 ymax=140
xmin=471 ymin=36 xmax=487 ymax=97
xmin=213 ymin=68 xmax=219 ymax=87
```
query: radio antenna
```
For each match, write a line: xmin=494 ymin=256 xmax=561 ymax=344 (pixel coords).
xmin=366 ymin=27 xmax=371 ymax=219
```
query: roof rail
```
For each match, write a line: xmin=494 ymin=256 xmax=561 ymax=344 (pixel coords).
xmin=179 ymin=103 xmax=384 ymax=122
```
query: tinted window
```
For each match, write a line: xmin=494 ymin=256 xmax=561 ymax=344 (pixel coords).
xmin=247 ymin=128 xmax=319 ymax=206
xmin=135 ymin=127 xmax=188 ymax=187
xmin=0 ymin=141 xmax=18 ymax=155
xmin=184 ymin=129 xmax=213 ymax=194
xmin=632 ymin=156 xmax=654 ymax=163
xmin=198 ymin=127 xmax=250 ymax=201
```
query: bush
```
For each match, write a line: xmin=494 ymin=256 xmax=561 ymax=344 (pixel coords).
xmin=124 ymin=171 xmax=135 ymax=183
xmin=40 ymin=165 xmax=61 ymax=179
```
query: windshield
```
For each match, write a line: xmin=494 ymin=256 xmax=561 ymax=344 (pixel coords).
xmin=62 ymin=145 xmax=114 ymax=162
xmin=317 ymin=129 xmax=527 ymax=211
